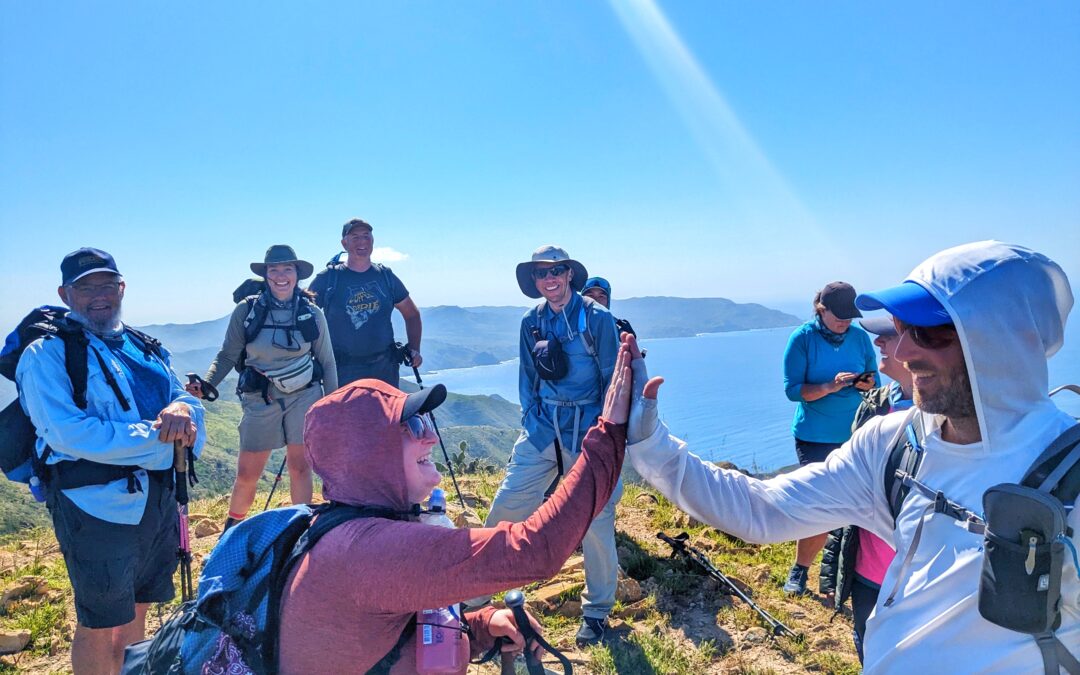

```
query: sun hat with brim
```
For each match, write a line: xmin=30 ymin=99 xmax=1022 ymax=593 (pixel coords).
xmin=515 ymin=245 xmax=588 ymax=298
xmin=401 ymin=383 xmax=447 ymax=421
xmin=858 ymin=316 xmax=898 ymax=337
xmin=856 ymin=281 xmax=952 ymax=327
xmin=250 ymin=244 xmax=315 ymax=280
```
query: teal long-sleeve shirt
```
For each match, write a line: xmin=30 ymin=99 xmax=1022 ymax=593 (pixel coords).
xmin=782 ymin=321 xmax=879 ymax=444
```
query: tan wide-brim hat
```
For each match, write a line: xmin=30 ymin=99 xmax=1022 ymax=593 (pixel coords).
xmin=250 ymin=244 xmax=315 ymax=280
xmin=515 ymin=245 xmax=588 ymax=299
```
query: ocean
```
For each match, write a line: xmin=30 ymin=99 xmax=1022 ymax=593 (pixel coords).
xmin=409 ymin=325 xmax=1080 ymax=473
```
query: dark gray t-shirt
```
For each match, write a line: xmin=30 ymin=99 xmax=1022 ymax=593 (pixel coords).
xmin=308 ymin=264 xmax=408 ymax=361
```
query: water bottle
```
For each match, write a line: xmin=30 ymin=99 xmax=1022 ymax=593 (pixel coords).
xmin=28 ymin=476 xmax=46 ymax=503
xmin=416 ymin=489 xmax=462 ymax=674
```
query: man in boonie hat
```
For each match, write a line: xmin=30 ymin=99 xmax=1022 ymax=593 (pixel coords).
xmin=475 ymin=245 xmax=622 ymax=647
xmin=308 ymin=217 xmax=424 ymax=388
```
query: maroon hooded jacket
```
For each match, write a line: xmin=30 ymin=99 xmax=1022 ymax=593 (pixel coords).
xmin=278 ymin=380 xmax=625 ymax=674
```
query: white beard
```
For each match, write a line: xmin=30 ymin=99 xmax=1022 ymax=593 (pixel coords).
xmin=68 ymin=309 xmax=123 ymax=337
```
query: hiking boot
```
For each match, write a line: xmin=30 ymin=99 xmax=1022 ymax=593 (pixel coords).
xmin=783 ymin=564 xmax=809 ymax=595
xmin=575 ymin=616 xmax=607 ymax=647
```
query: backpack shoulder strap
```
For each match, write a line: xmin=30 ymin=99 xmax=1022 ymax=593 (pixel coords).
xmin=885 ymin=409 xmax=927 ymax=523
xmin=1022 ymin=423 xmax=1080 ymax=503
xmin=242 ymin=294 xmax=267 ymax=345
xmin=56 ymin=321 xmax=91 ymax=411
xmin=317 ymin=263 xmax=345 ymax=309
xmin=123 ymin=325 xmax=165 ymax=361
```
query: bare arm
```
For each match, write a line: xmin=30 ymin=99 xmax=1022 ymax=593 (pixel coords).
xmin=395 ymin=296 xmax=423 ymax=367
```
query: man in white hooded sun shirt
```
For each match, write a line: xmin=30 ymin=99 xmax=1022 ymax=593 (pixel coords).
xmin=626 ymin=241 xmax=1077 ymax=672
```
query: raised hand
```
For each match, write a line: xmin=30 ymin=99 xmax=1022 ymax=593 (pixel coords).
xmin=624 ymin=333 xmax=664 ymax=444
xmin=602 ymin=341 xmax=632 ymax=425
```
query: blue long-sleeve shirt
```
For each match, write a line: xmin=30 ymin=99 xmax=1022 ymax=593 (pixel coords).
xmin=782 ymin=320 xmax=879 ymax=444
xmin=16 ymin=327 xmax=206 ymax=524
xmin=519 ymin=294 xmax=619 ymax=452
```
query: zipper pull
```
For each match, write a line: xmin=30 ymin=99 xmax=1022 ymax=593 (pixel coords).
xmin=1025 ymin=536 xmax=1038 ymax=575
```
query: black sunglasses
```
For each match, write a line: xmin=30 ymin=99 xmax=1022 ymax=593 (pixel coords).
xmin=531 ymin=264 xmax=570 ymax=280
xmin=893 ymin=318 xmax=957 ymax=350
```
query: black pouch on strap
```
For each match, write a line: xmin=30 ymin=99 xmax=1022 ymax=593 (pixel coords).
xmin=979 ymin=484 xmax=1067 ymax=634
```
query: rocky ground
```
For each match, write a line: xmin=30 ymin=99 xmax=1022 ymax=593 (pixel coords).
xmin=0 ymin=474 xmax=860 ymax=674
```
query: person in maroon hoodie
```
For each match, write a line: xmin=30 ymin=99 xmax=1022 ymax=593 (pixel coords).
xmin=277 ymin=337 xmax=636 ymax=674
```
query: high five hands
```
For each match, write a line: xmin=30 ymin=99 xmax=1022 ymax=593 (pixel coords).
xmin=602 ymin=333 xmax=664 ymax=443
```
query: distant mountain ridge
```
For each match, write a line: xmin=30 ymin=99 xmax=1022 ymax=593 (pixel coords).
xmin=139 ymin=297 xmax=800 ymax=374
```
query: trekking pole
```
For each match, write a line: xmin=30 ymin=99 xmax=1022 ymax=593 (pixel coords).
xmin=503 ymin=589 xmax=573 ymax=675
xmin=399 ymin=343 xmax=467 ymax=511
xmin=262 ymin=454 xmax=288 ymax=513
xmin=658 ymin=532 xmax=801 ymax=641
xmin=174 ymin=440 xmax=194 ymax=603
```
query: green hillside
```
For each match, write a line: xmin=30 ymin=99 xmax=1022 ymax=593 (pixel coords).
xmin=0 ymin=390 xmax=521 ymax=535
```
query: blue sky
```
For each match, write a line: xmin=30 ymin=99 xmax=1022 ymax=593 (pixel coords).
xmin=2 ymin=1 xmax=1078 ymax=327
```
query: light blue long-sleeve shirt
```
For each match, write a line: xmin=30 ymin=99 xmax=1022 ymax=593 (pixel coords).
xmin=16 ymin=327 xmax=205 ymax=524
xmin=518 ymin=293 xmax=619 ymax=452
xmin=782 ymin=320 xmax=879 ymax=444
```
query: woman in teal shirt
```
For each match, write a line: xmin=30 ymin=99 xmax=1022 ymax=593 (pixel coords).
xmin=780 ymin=281 xmax=878 ymax=595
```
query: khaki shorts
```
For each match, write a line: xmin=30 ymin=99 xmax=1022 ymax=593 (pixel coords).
xmin=238 ymin=384 xmax=323 ymax=450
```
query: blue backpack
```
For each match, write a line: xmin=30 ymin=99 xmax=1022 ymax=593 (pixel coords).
xmin=121 ymin=502 xmax=413 ymax=675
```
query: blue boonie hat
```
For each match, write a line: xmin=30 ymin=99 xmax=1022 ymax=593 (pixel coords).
xmin=61 ymin=247 xmax=121 ymax=286
xmin=856 ymin=281 xmax=952 ymax=327
xmin=581 ymin=277 xmax=611 ymax=296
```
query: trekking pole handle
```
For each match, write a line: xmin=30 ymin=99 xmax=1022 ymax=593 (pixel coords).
xmin=185 ymin=372 xmax=219 ymax=402
xmin=173 ymin=440 xmax=189 ymax=505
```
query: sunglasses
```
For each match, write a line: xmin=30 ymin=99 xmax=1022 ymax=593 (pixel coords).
xmin=893 ymin=317 xmax=958 ymax=350
xmin=402 ymin=413 xmax=436 ymax=441
xmin=531 ymin=264 xmax=570 ymax=281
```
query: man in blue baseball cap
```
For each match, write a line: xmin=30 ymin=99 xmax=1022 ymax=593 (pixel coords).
xmin=624 ymin=241 xmax=1079 ymax=672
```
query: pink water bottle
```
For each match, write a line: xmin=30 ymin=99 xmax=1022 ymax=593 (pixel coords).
xmin=416 ymin=489 xmax=463 ymax=673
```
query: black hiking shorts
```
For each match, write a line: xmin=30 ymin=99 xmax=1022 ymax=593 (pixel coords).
xmin=48 ymin=472 xmax=178 ymax=628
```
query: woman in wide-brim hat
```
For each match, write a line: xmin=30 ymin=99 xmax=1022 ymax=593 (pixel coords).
xmin=185 ymin=244 xmax=337 ymax=531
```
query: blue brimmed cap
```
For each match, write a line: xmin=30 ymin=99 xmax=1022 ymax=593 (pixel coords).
xmin=856 ymin=281 xmax=952 ymax=327
xmin=581 ymin=277 xmax=611 ymax=296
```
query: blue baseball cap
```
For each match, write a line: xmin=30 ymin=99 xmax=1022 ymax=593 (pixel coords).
xmin=856 ymin=281 xmax=952 ymax=327
xmin=581 ymin=277 xmax=611 ymax=296
xmin=61 ymin=247 xmax=121 ymax=286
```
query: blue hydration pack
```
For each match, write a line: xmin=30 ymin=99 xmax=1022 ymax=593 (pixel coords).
xmin=121 ymin=502 xmax=413 ymax=675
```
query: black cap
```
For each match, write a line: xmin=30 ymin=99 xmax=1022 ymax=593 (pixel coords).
xmin=858 ymin=316 xmax=898 ymax=337
xmin=342 ymin=218 xmax=373 ymax=237
xmin=819 ymin=281 xmax=862 ymax=320
xmin=61 ymin=247 xmax=120 ymax=286
xmin=400 ymin=383 xmax=447 ymax=421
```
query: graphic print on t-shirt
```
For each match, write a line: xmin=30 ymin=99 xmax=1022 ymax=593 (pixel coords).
xmin=345 ymin=282 xmax=383 ymax=329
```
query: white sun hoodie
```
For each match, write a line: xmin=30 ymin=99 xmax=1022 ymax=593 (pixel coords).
xmin=628 ymin=241 xmax=1077 ymax=672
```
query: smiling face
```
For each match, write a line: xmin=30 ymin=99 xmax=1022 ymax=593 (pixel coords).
xmin=342 ymin=227 xmax=374 ymax=264
xmin=401 ymin=419 xmax=441 ymax=504
xmin=532 ymin=262 xmax=573 ymax=305
xmin=265 ymin=263 xmax=298 ymax=300
xmin=59 ymin=271 xmax=125 ymax=333
xmin=582 ymin=287 xmax=610 ymax=309
xmin=893 ymin=322 xmax=974 ymax=419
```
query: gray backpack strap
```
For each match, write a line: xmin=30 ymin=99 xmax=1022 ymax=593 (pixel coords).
xmin=1035 ymin=633 xmax=1080 ymax=675
xmin=1024 ymin=423 xmax=1080 ymax=494
xmin=885 ymin=409 xmax=926 ymax=523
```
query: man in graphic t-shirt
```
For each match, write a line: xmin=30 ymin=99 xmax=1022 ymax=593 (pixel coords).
xmin=308 ymin=218 xmax=423 ymax=388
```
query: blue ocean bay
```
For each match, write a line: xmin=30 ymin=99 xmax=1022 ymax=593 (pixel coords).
xmin=414 ymin=325 xmax=1080 ymax=473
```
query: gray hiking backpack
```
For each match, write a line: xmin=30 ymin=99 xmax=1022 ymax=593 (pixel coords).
xmin=883 ymin=388 xmax=1080 ymax=675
